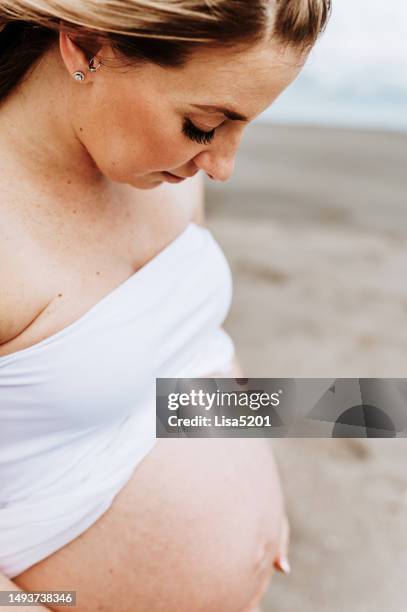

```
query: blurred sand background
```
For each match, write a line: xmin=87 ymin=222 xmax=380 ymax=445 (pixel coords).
xmin=205 ymin=123 xmax=407 ymax=611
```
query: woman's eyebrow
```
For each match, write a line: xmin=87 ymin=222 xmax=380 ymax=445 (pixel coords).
xmin=191 ymin=104 xmax=248 ymax=122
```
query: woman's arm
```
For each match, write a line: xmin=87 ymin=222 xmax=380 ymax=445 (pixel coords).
xmin=0 ymin=571 xmax=50 ymax=611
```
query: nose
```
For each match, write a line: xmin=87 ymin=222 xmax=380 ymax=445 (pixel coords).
xmin=193 ymin=129 xmax=242 ymax=182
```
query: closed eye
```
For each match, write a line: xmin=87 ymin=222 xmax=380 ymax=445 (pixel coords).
xmin=182 ymin=117 xmax=216 ymax=145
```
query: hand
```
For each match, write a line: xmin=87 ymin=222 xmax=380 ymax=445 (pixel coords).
xmin=273 ymin=514 xmax=291 ymax=574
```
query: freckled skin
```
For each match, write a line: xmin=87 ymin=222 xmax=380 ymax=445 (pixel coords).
xmin=68 ymin=41 xmax=303 ymax=188
xmin=0 ymin=34 xmax=304 ymax=195
xmin=0 ymin=31 xmax=299 ymax=609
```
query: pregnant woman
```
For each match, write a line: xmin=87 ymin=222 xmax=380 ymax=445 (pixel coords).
xmin=0 ymin=1 xmax=330 ymax=610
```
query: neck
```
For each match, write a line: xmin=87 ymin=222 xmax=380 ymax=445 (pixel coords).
xmin=0 ymin=45 xmax=109 ymax=199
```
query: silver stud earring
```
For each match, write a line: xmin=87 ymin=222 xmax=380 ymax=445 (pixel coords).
xmin=73 ymin=71 xmax=85 ymax=82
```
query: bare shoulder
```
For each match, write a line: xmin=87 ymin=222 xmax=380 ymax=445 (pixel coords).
xmin=183 ymin=172 xmax=205 ymax=220
xmin=149 ymin=173 xmax=205 ymax=223
xmin=164 ymin=172 xmax=205 ymax=216
xmin=136 ymin=172 xmax=206 ymax=228
xmin=188 ymin=172 xmax=206 ymax=225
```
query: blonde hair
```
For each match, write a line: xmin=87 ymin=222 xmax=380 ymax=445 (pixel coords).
xmin=0 ymin=1 xmax=331 ymax=100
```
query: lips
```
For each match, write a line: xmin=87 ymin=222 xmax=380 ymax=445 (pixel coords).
xmin=162 ymin=171 xmax=186 ymax=184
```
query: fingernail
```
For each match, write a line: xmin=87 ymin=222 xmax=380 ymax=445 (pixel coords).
xmin=278 ymin=558 xmax=291 ymax=574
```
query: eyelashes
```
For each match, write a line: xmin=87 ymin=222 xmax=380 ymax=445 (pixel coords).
xmin=182 ymin=118 xmax=216 ymax=145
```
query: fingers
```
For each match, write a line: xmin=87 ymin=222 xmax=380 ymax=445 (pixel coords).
xmin=273 ymin=514 xmax=291 ymax=575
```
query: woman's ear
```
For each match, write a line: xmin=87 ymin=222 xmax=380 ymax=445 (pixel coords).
xmin=58 ymin=26 xmax=105 ymax=77
xmin=58 ymin=30 xmax=90 ymax=76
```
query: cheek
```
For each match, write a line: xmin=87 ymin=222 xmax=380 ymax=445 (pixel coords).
xmin=81 ymin=93 xmax=191 ymax=182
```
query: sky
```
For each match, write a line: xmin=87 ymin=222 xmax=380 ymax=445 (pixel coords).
xmin=260 ymin=0 xmax=407 ymax=131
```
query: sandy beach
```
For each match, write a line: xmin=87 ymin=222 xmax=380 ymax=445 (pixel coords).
xmin=205 ymin=122 xmax=407 ymax=611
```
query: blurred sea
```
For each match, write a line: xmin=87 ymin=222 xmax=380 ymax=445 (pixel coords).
xmin=258 ymin=0 xmax=407 ymax=132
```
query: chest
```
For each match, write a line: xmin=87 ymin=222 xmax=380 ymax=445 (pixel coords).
xmin=0 ymin=222 xmax=234 ymax=431
xmin=0 ymin=179 xmax=198 ymax=355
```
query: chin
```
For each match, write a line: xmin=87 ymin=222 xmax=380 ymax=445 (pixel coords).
xmin=99 ymin=165 xmax=162 ymax=190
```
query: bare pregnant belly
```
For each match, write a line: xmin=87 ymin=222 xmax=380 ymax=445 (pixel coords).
xmin=14 ymin=438 xmax=284 ymax=612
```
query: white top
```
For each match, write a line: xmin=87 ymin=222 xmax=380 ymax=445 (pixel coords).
xmin=0 ymin=222 xmax=235 ymax=577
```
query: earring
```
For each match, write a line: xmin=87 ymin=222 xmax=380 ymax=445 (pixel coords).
xmin=72 ymin=58 xmax=100 ymax=81
xmin=88 ymin=57 xmax=101 ymax=73
xmin=73 ymin=71 xmax=85 ymax=81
